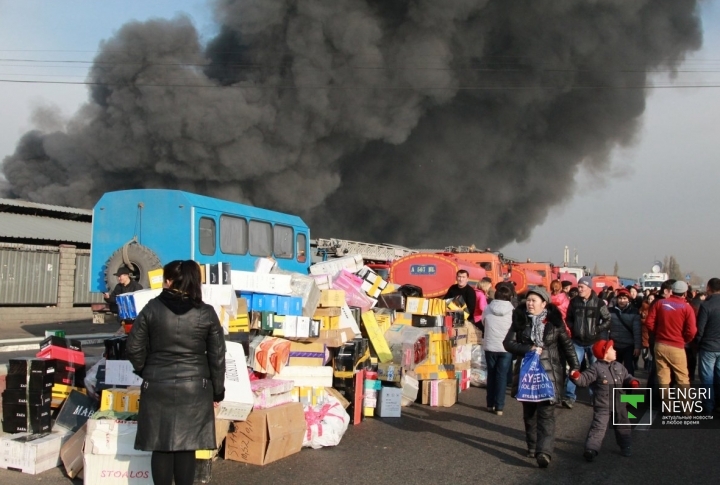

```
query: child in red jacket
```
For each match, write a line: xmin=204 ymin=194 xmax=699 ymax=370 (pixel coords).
xmin=570 ymin=339 xmax=640 ymax=461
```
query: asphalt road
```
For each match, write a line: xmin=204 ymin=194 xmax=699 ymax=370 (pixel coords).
xmin=1 ymin=384 xmax=718 ymax=485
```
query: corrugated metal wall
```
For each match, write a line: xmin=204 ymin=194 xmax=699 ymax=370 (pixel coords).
xmin=74 ymin=253 xmax=104 ymax=304
xmin=0 ymin=246 xmax=59 ymax=304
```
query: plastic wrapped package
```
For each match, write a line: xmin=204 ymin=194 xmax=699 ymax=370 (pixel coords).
xmin=84 ymin=357 xmax=107 ymax=400
xmin=384 ymin=325 xmax=428 ymax=370
xmin=271 ymin=268 xmax=321 ymax=317
xmin=331 ymin=270 xmax=377 ymax=312
xmin=469 ymin=344 xmax=487 ymax=387
xmin=302 ymin=396 xmax=350 ymax=449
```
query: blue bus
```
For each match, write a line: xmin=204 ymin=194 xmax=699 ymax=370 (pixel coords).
xmin=91 ymin=189 xmax=311 ymax=292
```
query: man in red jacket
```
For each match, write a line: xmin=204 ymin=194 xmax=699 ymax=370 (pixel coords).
xmin=646 ymin=280 xmax=697 ymax=403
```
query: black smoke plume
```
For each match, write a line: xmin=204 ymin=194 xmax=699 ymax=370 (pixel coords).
xmin=1 ymin=0 xmax=702 ymax=247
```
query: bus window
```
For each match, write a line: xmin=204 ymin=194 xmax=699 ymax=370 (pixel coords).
xmin=249 ymin=220 xmax=273 ymax=257
xmin=199 ymin=217 xmax=216 ymax=256
xmin=220 ymin=215 xmax=248 ymax=255
xmin=296 ymin=233 xmax=307 ymax=263
xmin=273 ymin=224 xmax=294 ymax=259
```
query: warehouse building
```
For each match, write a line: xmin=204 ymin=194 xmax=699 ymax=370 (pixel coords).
xmin=0 ymin=198 xmax=102 ymax=325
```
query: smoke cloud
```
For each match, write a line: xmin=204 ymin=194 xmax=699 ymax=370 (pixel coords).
xmin=1 ymin=0 xmax=702 ymax=247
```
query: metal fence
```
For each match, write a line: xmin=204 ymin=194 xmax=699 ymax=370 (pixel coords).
xmin=0 ymin=245 xmax=59 ymax=304
xmin=74 ymin=252 xmax=104 ymax=304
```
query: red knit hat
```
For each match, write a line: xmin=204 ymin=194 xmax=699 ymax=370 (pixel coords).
xmin=592 ymin=339 xmax=614 ymax=360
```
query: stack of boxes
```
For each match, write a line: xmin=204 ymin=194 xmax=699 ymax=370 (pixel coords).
xmin=36 ymin=336 xmax=86 ymax=408
xmin=2 ymin=358 xmax=55 ymax=434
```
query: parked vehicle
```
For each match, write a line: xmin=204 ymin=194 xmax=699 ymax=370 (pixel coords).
xmin=91 ymin=189 xmax=311 ymax=291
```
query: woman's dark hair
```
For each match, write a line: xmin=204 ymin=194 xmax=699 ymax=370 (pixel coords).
xmin=494 ymin=285 xmax=513 ymax=302
xmin=163 ymin=260 xmax=203 ymax=304
xmin=568 ymin=287 xmax=579 ymax=299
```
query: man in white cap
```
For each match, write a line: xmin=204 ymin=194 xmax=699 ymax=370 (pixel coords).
xmin=562 ymin=276 xmax=611 ymax=409
xmin=646 ymin=280 xmax=697 ymax=402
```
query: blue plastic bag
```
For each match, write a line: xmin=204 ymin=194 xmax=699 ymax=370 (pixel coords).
xmin=516 ymin=351 xmax=555 ymax=402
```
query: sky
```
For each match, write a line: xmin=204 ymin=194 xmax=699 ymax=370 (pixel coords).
xmin=0 ymin=1 xmax=719 ymax=282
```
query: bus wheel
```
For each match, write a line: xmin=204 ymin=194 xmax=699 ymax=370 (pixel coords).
xmin=105 ymin=242 xmax=161 ymax=290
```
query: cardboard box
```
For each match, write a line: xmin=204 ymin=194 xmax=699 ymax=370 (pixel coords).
xmin=148 ymin=268 xmax=164 ymax=289
xmin=360 ymin=311 xmax=393 ymax=363
xmin=2 ymin=403 xmax=51 ymax=434
xmin=84 ymin=419 xmax=148 ymax=456
xmin=421 ymin=379 xmax=457 ymax=407
xmin=0 ymin=427 xmax=73 ymax=474
xmin=319 ymin=290 xmax=346 ymax=307
xmin=248 ymin=336 xmax=291 ymax=376
xmin=231 ymin=271 xmax=293 ymax=295
xmin=275 ymin=366 xmax=333 ymax=388
xmin=60 ymin=422 xmax=86 ymax=478
xmin=405 ymin=297 xmax=429 ymax=315
xmin=412 ymin=314 xmax=444 ymax=328
xmin=250 ymin=379 xmax=294 ymax=409
xmin=309 ymin=254 xmax=364 ymax=276
xmin=224 ymin=402 xmax=306 ymax=466
xmin=55 ymin=390 xmax=98 ymax=432
xmin=376 ymin=387 xmax=402 ymax=418
xmin=288 ymin=341 xmax=330 ymax=366
xmin=217 ymin=341 xmax=254 ymax=422
xmin=377 ymin=363 xmax=403 ymax=383
xmin=83 ymin=453 xmax=152 ymax=484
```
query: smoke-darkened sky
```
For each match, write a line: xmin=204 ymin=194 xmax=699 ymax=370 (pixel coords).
xmin=1 ymin=0 xmax=718 ymax=280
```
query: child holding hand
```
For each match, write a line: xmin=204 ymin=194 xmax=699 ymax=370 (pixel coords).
xmin=569 ymin=339 xmax=640 ymax=461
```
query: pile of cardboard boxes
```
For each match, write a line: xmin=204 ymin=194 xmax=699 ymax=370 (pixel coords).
xmin=0 ymin=253 xmax=481 ymax=481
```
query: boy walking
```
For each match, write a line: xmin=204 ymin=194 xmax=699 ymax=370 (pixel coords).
xmin=569 ymin=339 xmax=640 ymax=461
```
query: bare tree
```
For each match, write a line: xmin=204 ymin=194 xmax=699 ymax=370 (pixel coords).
xmin=593 ymin=262 xmax=600 ymax=275
xmin=613 ymin=261 xmax=619 ymax=276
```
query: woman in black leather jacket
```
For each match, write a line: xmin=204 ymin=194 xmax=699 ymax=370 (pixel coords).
xmin=503 ymin=287 xmax=580 ymax=469
xmin=127 ymin=260 xmax=226 ymax=485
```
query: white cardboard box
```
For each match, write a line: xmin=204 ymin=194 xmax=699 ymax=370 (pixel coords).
xmin=231 ymin=271 xmax=292 ymax=295
xmin=0 ymin=428 xmax=73 ymax=475
xmin=84 ymin=420 xmax=149 ymax=456
xmin=309 ymin=254 xmax=364 ymax=276
xmin=130 ymin=289 xmax=163 ymax=315
xmin=83 ymin=453 xmax=152 ymax=485
xmin=216 ymin=341 xmax=254 ymax=422
xmin=274 ymin=366 xmax=333 ymax=388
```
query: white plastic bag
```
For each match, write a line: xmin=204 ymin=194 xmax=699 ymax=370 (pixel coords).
xmin=84 ymin=357 xmax=106 ymax=400
xmin=302 ymin=396 xmax=350 ymax=449
xmin=470 ymin=344 xmax=487 ymax=387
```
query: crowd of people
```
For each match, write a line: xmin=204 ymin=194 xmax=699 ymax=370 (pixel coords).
xmin=446 ymin=270 xmax=720 ymax=469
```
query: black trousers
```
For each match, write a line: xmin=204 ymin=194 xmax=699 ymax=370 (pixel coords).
xmin=522 ymin=400 xmax=556 ymax=456
xmin=151 ymin=450 xmax=196 ymax=485
xmin=615 ymin=345 xmax=636 ymax=376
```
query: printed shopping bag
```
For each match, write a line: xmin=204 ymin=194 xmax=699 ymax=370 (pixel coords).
xmin=515 ymin=351 xmax=555 ymax=402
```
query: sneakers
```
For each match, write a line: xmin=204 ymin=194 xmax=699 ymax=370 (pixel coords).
xmin=561 ymin=400 xmax=574 ymax=409
xmin=584 ymin=450 xmax=598 ymax=462
xmin=487 ymin=406 xmax=495 ymax=413
xmin=621 ymin=447 xmax=632 ymax=457
xmin=495 ymin=410 xmax=503 ymax=416
xmin=536 ymin=453 xmax=551 ymax=468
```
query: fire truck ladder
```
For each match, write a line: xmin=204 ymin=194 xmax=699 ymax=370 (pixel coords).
xmin=312 ymin=238 xmax=418 ymax=262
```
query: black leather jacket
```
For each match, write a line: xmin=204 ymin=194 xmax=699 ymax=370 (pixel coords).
xmin=127 ymin=295 xmax=226 ymax=398
xmin=567 ymin=292 xmax=612 ymax=346
xmin=504 ymin=303 xmax=580 ymax=404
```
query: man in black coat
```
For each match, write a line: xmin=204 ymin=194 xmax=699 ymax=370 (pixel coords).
xmin=563 ymin=276 xmax=611 ymax=409
xmin=104 ymin=265 xmax=143 ymax=322
xmin=444 ymin=270 xmax=476 ymax=322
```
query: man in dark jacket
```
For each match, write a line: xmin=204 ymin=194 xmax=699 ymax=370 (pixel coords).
xmin=104 ymin=265 xmax=143 ymax=321
xmin=609 ymin=289 xmax=642 ymax=375
xmin=696 ymin=277 xmax=720 ymax=414
xmin=563 ymin=276 xmax=612 ymax=409
xmin=444 ymin=270 xmax=476 ymax=322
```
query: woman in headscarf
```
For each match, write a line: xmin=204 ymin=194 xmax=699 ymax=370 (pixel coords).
xmin=503 ymin=286 xmax=580 ymax=468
